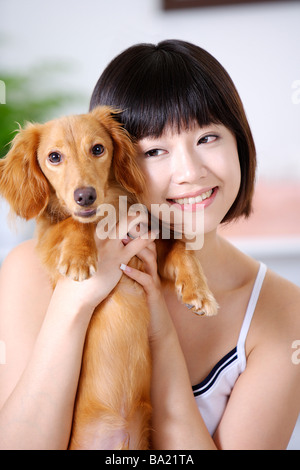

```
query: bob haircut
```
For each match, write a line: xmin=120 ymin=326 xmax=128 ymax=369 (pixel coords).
xmin=90 ymin=39 xmax=256 ymax=223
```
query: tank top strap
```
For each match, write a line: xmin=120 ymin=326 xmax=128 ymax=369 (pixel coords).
xmin=237 ymin=262 xmax=267 ymax=355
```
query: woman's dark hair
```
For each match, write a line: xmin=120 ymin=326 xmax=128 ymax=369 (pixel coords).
xmin=90 ymin=39 xmax=256 ymax=222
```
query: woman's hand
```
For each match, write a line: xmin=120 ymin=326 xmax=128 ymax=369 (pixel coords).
xmin=53 ymin=221 xmax=157 ymax=315
xmin=120 ymin=241 xmax=175 ymax=342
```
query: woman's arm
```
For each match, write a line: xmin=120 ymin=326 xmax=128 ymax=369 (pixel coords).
xmin=0 ymin=234 xmax=154 ymax=450
xmin=121 ymin=244 xmax=217 ymax=450
xmin=149 ymin=325 xmax=216 ymax=450
xmin=0 ymin=240 xmax=101 ymax=450
xmin=214 ymin=272 xmax=300 ymax=450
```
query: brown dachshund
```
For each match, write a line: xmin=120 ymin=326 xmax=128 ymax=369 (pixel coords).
xmin=0 ymin=106 xmax=217 ymax=449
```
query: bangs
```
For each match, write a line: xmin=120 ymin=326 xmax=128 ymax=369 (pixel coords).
xmin=90 ymin=43 xmax=231 ymax=140
xmin=118 ymin=54 xmax=220 ymax=140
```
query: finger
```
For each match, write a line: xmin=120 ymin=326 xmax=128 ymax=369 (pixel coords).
xmin=120 ymin=263 xmax=155 ymax=295
xmin=135 ymin=246 xmax=158 ymax=278
xmin=121 ymin=234 xmax=132 ymax=246
xmin=122 ymin=231 xmax=158 ymax=248
xmin=123 ymin=228 xmax=158 ymax=244
xmin=94 ymin=228 xmax=125 ymax=251
xmin=121 ymin=234 xmax=154 ymax=263
xmin=122 ymin=229 xmax=158 ymax=255
xmin=138 ymin=241 xmax=157 ymax=257
xmin=118 ymin=214 xmax=150 ymax=241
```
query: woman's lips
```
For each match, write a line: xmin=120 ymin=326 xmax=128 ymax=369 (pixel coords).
xmin=167 ymin=187 xmax=218 ymax=211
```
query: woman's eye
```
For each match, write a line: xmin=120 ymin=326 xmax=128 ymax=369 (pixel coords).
xmin=145 ymin=149 xmax=167 ymax=158
xmin=198 ymin=135 xmax=218 ymax=145
xmin=48 ymin=152 xmax=62 ymax=165
xmin=92 ymin=144 xmax=105 ymax=156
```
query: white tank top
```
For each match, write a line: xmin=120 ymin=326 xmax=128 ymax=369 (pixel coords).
xmin=192 ymin=262 xmax=267 ymax=436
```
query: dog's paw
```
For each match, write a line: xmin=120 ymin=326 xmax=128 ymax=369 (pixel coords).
xmin=58 ymin=255 xmax=97 ymax=282
xmin=183 ymin=291 xmax=219 ymax=317
xmin=176 ymin=281 xmax=218 ymax=317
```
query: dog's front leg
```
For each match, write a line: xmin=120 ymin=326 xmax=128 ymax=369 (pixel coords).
xmin=157 ymin=240 xmax=218 ymax=317
xmin=36 ymin=217 xmax=97 ymax=283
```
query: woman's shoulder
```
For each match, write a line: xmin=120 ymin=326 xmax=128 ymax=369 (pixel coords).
xmin=251 ymin=264 xmax=300 ymax=353
xmin=2 ymin=238 xmax=38 ymax=266
xmin=0 ymin=239 xmax=53 ymax=305
xmin=226 ymin=239 xmax=300 ymax=322
xmin=262 ymin=267 xmax=300 ymax=321
xmin=225 ymin=239 xmax=300 ymax=349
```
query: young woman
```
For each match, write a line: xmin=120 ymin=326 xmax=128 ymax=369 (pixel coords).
xmin=0 ymin=40 xmax=299 ymax=450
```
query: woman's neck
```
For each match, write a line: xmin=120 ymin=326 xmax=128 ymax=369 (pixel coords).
xmin=193 ymin=229 xmax=222 ymax=266
xmin=193 ymin=227 xmax=259 ymax=299
xmin=192 ymin=229 xmax=239 ymax=295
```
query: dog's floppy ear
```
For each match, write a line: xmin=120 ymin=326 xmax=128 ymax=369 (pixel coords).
xmin=0 ymin=123 xmax=50 ymax=219
xmin=91 ymin=106 xmax=145 ymax=195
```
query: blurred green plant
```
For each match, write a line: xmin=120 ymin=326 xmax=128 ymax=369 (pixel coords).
xmin=0 ymin=62 xmax=86 ymax=158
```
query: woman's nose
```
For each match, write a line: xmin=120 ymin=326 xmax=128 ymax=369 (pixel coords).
xmin=171 ymin=148 xmax=207 ymax=184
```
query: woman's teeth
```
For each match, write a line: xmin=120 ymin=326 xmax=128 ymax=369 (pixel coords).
xmin=172 ymin=189 xmax=214 ymax=205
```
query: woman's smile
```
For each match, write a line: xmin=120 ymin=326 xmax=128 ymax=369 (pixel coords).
xmin=167 ymin=186 xmax=219 ymax=212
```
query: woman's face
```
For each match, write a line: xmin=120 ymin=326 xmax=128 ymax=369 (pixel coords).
xmin=135 ymin=122 xmax=241 ymax=237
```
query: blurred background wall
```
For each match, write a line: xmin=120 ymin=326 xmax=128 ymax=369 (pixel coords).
xmin=0 ymin=0 xmax=299 ymax=448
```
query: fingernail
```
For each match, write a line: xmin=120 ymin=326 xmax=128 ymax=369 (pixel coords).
xmin=127 ymin=232 xmax=136 ymax=240
xmin=120 ymin=263 xmax=131 ymax=273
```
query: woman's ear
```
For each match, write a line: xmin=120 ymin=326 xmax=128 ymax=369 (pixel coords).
xmin=0 ymin=123 xmax=50 ymax=220
xmin=91 ymin=106 xmax=145 ymax=195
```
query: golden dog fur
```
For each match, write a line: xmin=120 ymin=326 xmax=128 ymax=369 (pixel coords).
xmin=0 ymin=106 xmax=217 ymax=449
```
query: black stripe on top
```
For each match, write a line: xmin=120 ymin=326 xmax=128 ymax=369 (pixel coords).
xmin=192 ymin=347 xmax=238 ymax=397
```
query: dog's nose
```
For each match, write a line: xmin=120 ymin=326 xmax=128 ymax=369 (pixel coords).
xmin=74 ymin=187 xmax=97 ymax=207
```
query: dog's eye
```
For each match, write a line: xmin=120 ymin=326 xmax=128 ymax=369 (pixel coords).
xmin=48 ymin=152 xmax=62 ymax=165
xmin=92 ymin=144 xmax=105 ymax=157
